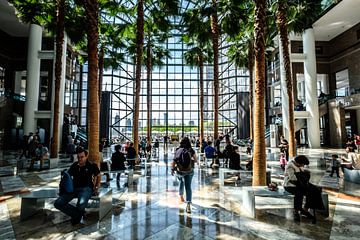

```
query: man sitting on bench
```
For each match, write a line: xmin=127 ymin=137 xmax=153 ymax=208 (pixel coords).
xmin=54 ymin=147 xmax=101 ymax=225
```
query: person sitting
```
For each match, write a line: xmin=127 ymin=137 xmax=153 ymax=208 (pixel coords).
xmin=223 ymin=136 xmax=233 ymax=168
xmin=201 ymin=139 xmax=208 ymax=153
xmin=341 ymin=147 xmax=360 ymax=171
xmin=28 ymin=143 xmax=49 ymax=171
xmin=54 ymin=147 xmax=101 ymax=225
xmin=127 ymin=142 xmax=137 ymax=167
xmin=111 ymin=145 xmax=127 ymax=182
xmin=283 ymin=155 xmax=315 ymax=223
xmin=145 ymin=142 xmax=152 ymax=161
xmin=204 ymin=141 xmax=216 ymax=167
xmin=229 ymin=145 xmax=243 ymax=181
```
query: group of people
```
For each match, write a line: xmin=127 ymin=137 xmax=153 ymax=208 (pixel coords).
xmin=57 ymin=132 xmax=359 ymax=225
xmin=19 ymin=132 xmax=50 ymax=171
xmin=201 ymin=134 xmax=243 ymax=170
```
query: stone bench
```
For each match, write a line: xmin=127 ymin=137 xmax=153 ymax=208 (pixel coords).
xmin=102 ymin=158 xmax=134 ymax=186
xmin=344 ymin=168 xmax=360 ymax=184
xmin=219 ymin=169 xmax=271 ymax=187
xmin=242 ymin=186 xmax=329 ymax=219
xmin=20 ymin=187 xmax=112 ymax=221
xmin=106 ymin=169 xmax=134 ymax=187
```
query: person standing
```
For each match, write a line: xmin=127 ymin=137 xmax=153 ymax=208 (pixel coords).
xmin=111 ymin=144 xmax=127 ymax=182
xmin=171 ymin=137 xmax=197 ymax=214
xmin=329 ymin=154 xmax=340 ymax=178
xmin=279 ymin=135 xmax=289 ymax=162
xmin=54 ymin=147 xmax=101 ymax=225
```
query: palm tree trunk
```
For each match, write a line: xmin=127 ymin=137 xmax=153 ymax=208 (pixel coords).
xmin=253 ymin=0 xmax=267 ymax=186
xmin=51 ymin=0 xmax=65 ymax=159
xmin=248 ymin=41 xmax=254 ymax=140
xmin=199 ymin=56 xmax=204 ymax=145
xmin=98 ymin=45 xmax=104 ymax=104
xmin=133 ymin=0 xmax=144 ymax=155
xmin=211 ymin=0 xmax=219 ymax=140
xmin=146 ymin=44 xmax=152 ymax=146
xmin=277 ymin=2 xmax=296 ymax=157
xmin=84 ymin=0 xmax=100 ymax=166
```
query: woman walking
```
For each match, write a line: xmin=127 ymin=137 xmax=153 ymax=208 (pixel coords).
xmin=171 ymin=137 xmax=197 ymax=213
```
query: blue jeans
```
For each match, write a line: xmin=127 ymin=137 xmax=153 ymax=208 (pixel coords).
xmin=54 ymin=187 xmax=93 ymax=219
xmin=177 ymin=170 xmax=194 ymax=203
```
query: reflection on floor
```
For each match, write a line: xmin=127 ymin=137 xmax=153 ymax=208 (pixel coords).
xmin=0 ymin=147 xmax=360 ymax=239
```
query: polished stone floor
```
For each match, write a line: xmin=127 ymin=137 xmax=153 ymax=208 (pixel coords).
xmin=0 ymin=146 xmax=360 ymax=239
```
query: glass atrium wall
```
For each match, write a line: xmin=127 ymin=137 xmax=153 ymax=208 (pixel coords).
xmin=80 ymin=1 xmax=250 ymax=141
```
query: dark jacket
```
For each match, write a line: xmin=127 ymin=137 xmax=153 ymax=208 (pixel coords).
xmin=111 ymin=151 xmax=126 ymax=170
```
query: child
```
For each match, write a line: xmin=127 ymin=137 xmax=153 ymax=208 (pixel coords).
xmin=330 ymin=154 xmax=341 ymax=177
xmin=279 ymin=152 xmax=287 ymax=170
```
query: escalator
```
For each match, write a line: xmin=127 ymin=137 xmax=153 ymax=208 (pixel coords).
xmin=75 ymin=127 xmax=88 ymax=148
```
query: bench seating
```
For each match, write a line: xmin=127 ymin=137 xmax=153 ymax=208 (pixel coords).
xmin=219 ymin=169 xmax=271 ymax=187
xmin=344 ymin=168 xmax=360 ymax=184
xmin=242 ymin=186 xmax=329 ymax=219
xmin=20 ymin=188 xmax=112 ymax=221
xmin=102 ymin=158 xmax=134 ymax=186
xmin=107 ymin=169 xmax=134 ymax=186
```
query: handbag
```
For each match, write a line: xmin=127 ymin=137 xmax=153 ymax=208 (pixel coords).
xmin=294 ymin=170 xmax=310 ymax=193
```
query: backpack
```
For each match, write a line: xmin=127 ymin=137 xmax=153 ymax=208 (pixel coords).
xmin=59 ymin=170 xmax=74 ymax=195
xmin=174 ymin=148 xmax=192 ymax=172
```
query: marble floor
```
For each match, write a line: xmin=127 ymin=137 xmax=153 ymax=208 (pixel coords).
xmin=0 ymin=147 xmax=359 ymax=239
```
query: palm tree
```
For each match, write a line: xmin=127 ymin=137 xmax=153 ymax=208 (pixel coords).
xmin=83 ymin=0 xmax=100 ymax=165
xmin=142 ymin=8 xmax=173 ymax=147
xmin=132 ymin=0 xmax=178 ymax=155
xmin=184 ymin=44 xmax=213 ymax=145
xmin=253 ymin=0 xmax=267 ymax=186
xmin=133 ymin=0 xmax=144 ymax=156
xmin=182 ymin=5 xmax=213 ymax=145
xmin=50 ymin=0 xmax=66 ymax=158
xmin=210 ymin=0 xmax=219 ymax=140
xmin=271 ymin=0 xmax=323 ymax=157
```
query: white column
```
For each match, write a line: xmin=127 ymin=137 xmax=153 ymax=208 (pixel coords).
xmin=24 ymin=24 xmax=42 ymax=134
xmin=50 ymin=33 xmax=67 ymax=152
xmin=303 ymin=28 xmax=320 ymax=148
xmin=14 ymin=71 xmax=22 ymax=95
xmin=279 ymin=37 xmax=289 ymax=140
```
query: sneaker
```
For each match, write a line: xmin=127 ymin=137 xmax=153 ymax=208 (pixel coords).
xmin=300 ymin=209 xmax=314 ymax=220
xmin=186 ymin=203 xmax=191 ymax=214
xmin=294 ymin=212 xmax=300 ymax=222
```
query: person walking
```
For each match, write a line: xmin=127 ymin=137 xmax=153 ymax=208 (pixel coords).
xmin=171 ymin=137 xmax=197 ymax=214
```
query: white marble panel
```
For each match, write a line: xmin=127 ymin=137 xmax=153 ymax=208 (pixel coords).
xmin=0 ymin=175 xmax=27 ymax=193
xmin=330 ymin=198 xmax=360 ymax=240
xmin=0 ymin=203 xmax=16 ymax=239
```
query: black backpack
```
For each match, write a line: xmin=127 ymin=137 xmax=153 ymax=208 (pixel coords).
xmin=174 ymin=148 xmax=192 ymax=172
